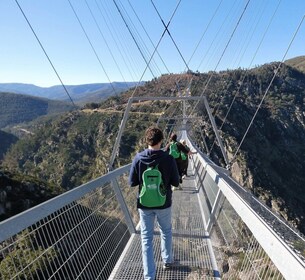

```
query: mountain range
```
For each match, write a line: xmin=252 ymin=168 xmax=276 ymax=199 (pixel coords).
xmin=0 ymin=81 xmax=138 ymax=104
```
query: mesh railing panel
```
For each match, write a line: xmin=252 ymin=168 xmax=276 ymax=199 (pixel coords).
xmin=210 ymin=198 xmax=285 ymax=280
xmin=192 ymin=154 xmax=288 ymax=279
xmin=0 ymin=170 xmax=135 ymax=280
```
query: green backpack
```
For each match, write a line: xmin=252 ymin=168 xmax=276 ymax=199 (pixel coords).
xmin=139 ymin=165 xmax=166 ymax=207
xmin=181 ymin=152 xmax=187 ymax=160
xmin=169 ymin=142 xmax=180 ymax=159
xmin=181 ymin=144 xmax=188 ymax=160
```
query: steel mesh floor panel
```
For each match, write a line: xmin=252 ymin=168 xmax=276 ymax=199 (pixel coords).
xmin=112 ymin=168 xmax=215 ymax=279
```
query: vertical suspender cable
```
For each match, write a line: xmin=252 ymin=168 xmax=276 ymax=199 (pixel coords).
xmin=113 ymin=0 xmax=156 ymax=78
xmin=230 ymin=14 xmax=305 ymax=166
xmin=209 ymin=0 xmax=282 ymax=154
xmin=67 ymin=0 xmax=117 ymax=95
xmin=14 ymin=0 xmax=77 ymax=109
xmin=150 ymin=0 xmax=190 ymax=72
xmin=190 ymin=0 xmax=251 ymax=116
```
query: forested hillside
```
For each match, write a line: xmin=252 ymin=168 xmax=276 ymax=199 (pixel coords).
xmin=0 ymin=130 xmax=18 ymax=160
xmin=0 ymin=92 xmax=75 ymax=128
xmin=0 ymin=170 xmax=62 ymax=221
xmin=285 ymin=56 xmax=305 ymax=74
xmin=2 ymin=61 xmax=305 ymax=234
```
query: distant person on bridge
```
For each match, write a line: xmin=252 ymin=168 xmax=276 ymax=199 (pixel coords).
xmin=165 ymin=133 xmax=191 ymax=190
xmin=180 ymin=139 xmax=197 ymax=178
xmin=129 ymin=126 xmax=180 ymax=280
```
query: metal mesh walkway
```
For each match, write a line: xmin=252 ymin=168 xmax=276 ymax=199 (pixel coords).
xmin=111 ymin=167 xmax=215 ymax=279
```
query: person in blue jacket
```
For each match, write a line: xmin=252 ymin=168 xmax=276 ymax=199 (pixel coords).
xmin=129 ymin=126 xmax=180 ymax=280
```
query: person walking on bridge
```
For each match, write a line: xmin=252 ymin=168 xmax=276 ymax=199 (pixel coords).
xmin=165 ymin=133 xmax=191 ymax=190
xmin=129 ymin=126 xmax=180 ymax=280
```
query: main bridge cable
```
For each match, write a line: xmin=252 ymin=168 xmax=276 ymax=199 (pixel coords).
xmin=113 ymin=0 xmax=156 ymax=78
xmin=208 ymin=0 xmax=282 ymax=154
xmin=150 ymin=0 xmax=190 ymax=72
xmin=127 ymin=0 xmax=171 ymax=74
xmin=189 ymin=0 xmax=251 ymax=117
xmin=127 ymin=0 xmax=182 ymax=98
xmin=95 ymin=0 xmax=137 ymax=82
xmin=187 ymin=0 xmax=224 ymax=67
xmin=84 ymin=0 xmax=129 ymax=89
xmin=229 ymin=14 xmax=305 ymax=167
xmin=67 ymin=0 xmax=117 ymax=95
xmin=118 ymin=0 xmax=162 ymax=76
xmin=14 ymin=0 xmax=77 ymax=110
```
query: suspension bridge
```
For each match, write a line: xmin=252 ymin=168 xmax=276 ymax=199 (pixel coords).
xmin=1 ymin=1 xmax=305 ymax=279
xmin=1 ymin=95 xmax=305 ymax=279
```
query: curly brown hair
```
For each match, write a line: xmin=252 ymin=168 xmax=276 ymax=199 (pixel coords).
xmin=145 ymin=126 xmax=163 ymax=146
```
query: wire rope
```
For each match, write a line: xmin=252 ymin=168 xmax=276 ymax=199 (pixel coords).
xmin=95 ymin=0 xmax=138 ymax=81
xmin=150 ymin=0 xmax=190 ymax=72
xmin=112 ymin=0 xmax=156 ymax=78
xmin=189 ymin=0 xmax=251 ymax=117
xmin=187 ymin=0 xmax=224 ymax=67
xmin=117 ymin=0 xmax=162 ymax=76
xmin=84 ymin=0 xmax=129 ymax=88
xmin=67 ymin=0 xmax=117 ymax=95
xmin=127 ymin=0 xmax=182 ymax=98
xmin=208 ymin=0 xmax=281 ymax=155
xmin=212 ymin=0 xmax=268 ymax=117
xmin=127 ymin=0 xmax=171 ymax=74
xmin=219 ymin=0 xmax=282 ymax=130
xmin=230 ymin=14 xmax=305 ymax=166
xmin=196 ymin=0 xmax=239 ymax=71
xmin=14 ymin=0 xmax=77 ymax=109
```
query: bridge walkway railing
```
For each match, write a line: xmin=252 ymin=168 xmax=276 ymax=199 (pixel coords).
xmin=1 ymin=134 xmax=305 ymax=279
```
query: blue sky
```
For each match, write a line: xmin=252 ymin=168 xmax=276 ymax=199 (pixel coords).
xmin=0 ymin=0 xmax=304 ymax=87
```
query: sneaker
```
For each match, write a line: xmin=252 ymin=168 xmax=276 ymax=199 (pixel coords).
xmin=163 ymin=263 xmax=172 ymax=270
xmin=182 ymin=175 xmax=186 ymax=179
xmin=171 ymin=186 xmax=176 ymax=191
xmin=163 ymin=261 xmax=179 ymax=269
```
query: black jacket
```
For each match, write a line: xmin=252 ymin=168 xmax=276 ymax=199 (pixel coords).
xmin=129 ymin=148 xmax=180 ymax=209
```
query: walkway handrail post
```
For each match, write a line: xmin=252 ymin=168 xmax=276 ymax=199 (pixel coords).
xmin=109 ymin=98 xmax=133 ymax=170
xmin=111 ymin=178 xmax=135 ymax=234
xmin=202 ymin=96 xmax=229 ymax=166
xmin=207 ymin=189 xmax=225 ymax=233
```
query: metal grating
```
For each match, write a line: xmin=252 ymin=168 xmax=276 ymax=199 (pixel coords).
xmin=112 ymin=168 xmax=215 ymax=279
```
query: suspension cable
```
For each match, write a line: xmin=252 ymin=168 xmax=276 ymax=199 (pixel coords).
xmin=190 ymin=0 xmax=251 ymax=117
xmin=67 ymin=0 xmax=117 ymax=95
xmin=84 ymin=0 xmax=129 ymax=88
xmin=118 ymin=0 xmax=161 ymax=76
xmin=208 ymin=0 xmax=281 ymax=154
xmin=219 ymin=0 xmax=281 ymax=129
xmin=127 ymin=0 xmax=171 ymax=73
xmin=230 ymin=14 xmax=305 ymax=166
xmin=187 ymin=0 xmax=224 ymax=66
xmin=14 ymin=0 xmax=77 ymax=109
xmin=127 ymin=0 xmax=182 ymax=98
xmin=95 ymin=0 xmax=137 ymax=81
xmin=113 ymin=0 xmax=156 ymax=78
xmin=150 ymin=0 xmax=190 ymax=72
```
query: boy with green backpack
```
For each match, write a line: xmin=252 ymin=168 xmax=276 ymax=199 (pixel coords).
xmin=166 ymin=133 xmax=191 ymax=189
xmin=129 ymin=126 xmax=180 ymax=280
